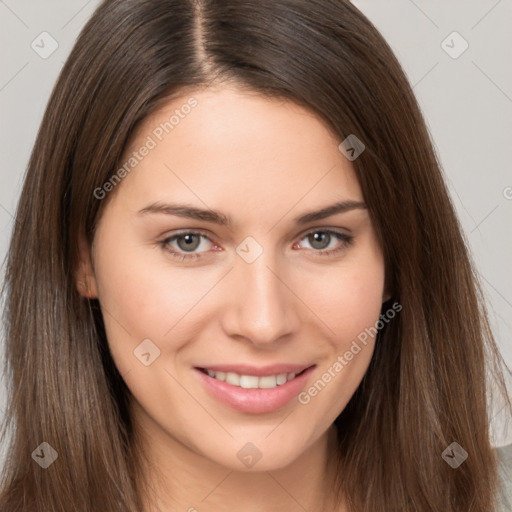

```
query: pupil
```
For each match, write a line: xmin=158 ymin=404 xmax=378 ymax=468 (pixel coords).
xmin=310 ymin=232 xmax=329 ymax=249
xmin=178 ymin=234 xmax=200 ymax=251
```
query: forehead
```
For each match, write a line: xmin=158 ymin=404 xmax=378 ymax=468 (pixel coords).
xmin=112 ymin=87 xmax=363 ymax=223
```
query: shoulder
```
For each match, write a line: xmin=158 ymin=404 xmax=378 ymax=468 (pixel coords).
xmin=495 ymin=443 xmax=512 ymax=512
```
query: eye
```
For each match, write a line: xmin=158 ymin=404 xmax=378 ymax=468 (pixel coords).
xmin=159 ymin=230 xmax=217 ymax=261
xmin=294 ymin=229 xmax=353 ymax=257
xmin=159 ymin=228 xmax=353 ymax=262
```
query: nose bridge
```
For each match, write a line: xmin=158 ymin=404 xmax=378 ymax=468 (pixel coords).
xmin=223 ymin=243 xmax=299 ymax=345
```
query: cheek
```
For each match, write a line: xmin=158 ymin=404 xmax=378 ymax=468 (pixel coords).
xmin=304 ymin=248 xmax=385 ymax=348
xmin=91 ymin=231 xmax=218 ymax=372
xmin=294 ymin=243 xmax=385 ymax=411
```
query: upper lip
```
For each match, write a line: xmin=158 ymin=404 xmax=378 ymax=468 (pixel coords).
xmin=196 ymin=363 xmax=315 ymax=377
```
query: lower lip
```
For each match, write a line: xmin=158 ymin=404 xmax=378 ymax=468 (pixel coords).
xmin=194 ymin=366 xmax=316 ymax=414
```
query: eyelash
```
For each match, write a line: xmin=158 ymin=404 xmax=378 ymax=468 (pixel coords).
xmin=159 ymin=229 xmax=354 ymax=262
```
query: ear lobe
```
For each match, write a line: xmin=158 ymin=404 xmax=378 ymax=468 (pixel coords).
xmin=75 ymin=232 xmax=98 ymax=299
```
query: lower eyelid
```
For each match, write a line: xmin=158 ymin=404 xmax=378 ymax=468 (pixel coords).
xmin=163 ymin=233 xmax=214 ymax=253
xmin=296 ymin=230 xmax=352 ymax=248
xmin=161 ymin=230 xmax=352 ymax=258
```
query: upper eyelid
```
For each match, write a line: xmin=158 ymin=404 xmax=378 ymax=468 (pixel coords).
xmin=162 ymin=229 xmax=215 ymax=245
xmin=161 ymin=227 xmax=351 ymax=248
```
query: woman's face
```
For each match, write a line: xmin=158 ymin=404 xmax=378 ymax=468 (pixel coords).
xmin=80 ymin=86 xmax=387 ymax=471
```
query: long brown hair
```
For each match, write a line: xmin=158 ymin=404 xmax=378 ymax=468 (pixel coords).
xmin=1 ymin=0 xmax=510 ymax=510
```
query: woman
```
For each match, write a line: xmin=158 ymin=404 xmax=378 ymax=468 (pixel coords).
xmin=1 ymin=0 xmax=511 ymax=510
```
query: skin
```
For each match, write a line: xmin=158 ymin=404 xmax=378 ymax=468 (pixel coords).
xmin=77 ymin=86 xmax=389 ymax=512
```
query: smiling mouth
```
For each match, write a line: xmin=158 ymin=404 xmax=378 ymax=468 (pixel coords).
xmin=197 ymin=367 xmax=310 ymax=389
xmin=194 ymin=364 xmax=316 ymax=414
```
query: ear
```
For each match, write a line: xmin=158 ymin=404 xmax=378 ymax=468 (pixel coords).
xmin=75 ymin=231 xmax=99 ymax=299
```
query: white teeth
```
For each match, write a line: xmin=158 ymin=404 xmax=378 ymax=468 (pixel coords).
xmin=204 ymin=369 xmax=299 ymax=389
xmin=276 ymin=373 xmax=287 ymax=385
xmin=258 ymin=375 xmax=277 ymax=388
xmin=240 ymin=375 xmax=259 ymax=389
xmin=225 ymin=372 xmax=240 ymax=386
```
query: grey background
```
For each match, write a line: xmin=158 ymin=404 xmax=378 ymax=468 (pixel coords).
xmin=1 ymin=0 xmax=511 ymax=466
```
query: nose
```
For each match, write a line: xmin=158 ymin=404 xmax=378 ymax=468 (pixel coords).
xmin=220 ymin=251 xmax=300 ymax=348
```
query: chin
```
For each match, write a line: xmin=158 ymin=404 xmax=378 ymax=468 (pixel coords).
xmin=203 ymin=431 xmax=317 ymax=473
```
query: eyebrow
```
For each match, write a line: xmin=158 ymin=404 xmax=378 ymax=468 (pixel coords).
xmin=137 ymin=200 xmax=367 ymax=226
